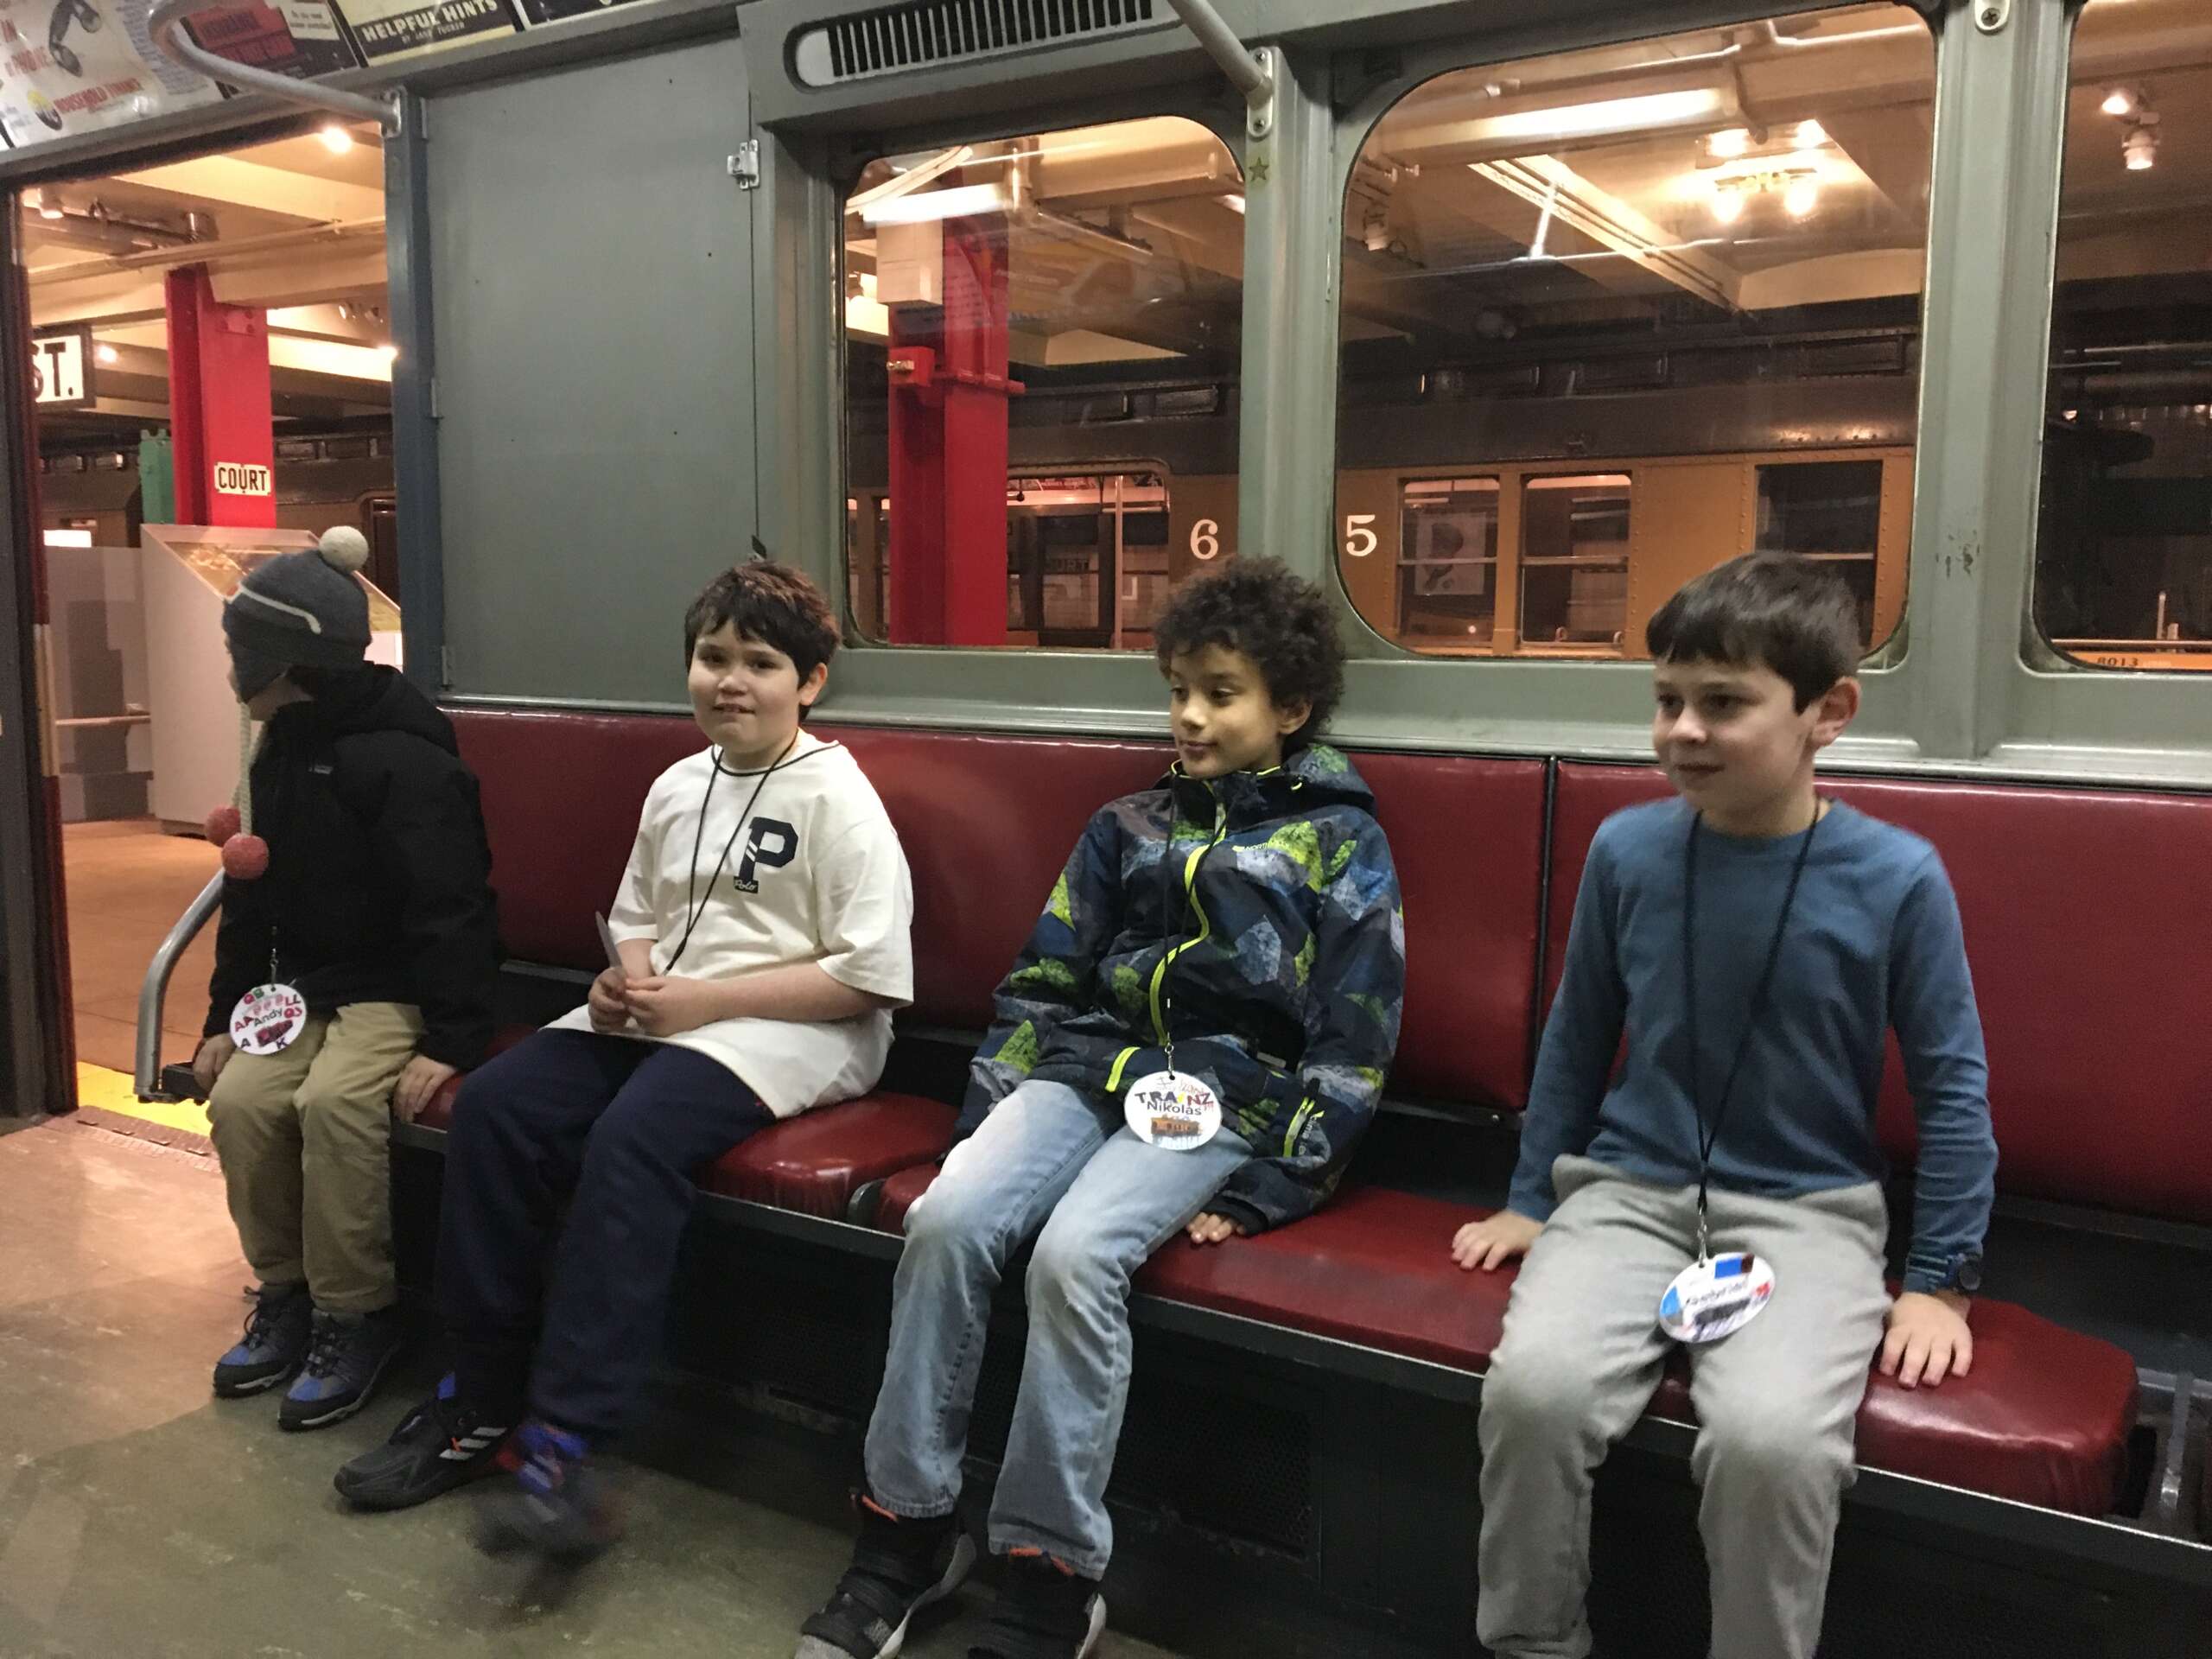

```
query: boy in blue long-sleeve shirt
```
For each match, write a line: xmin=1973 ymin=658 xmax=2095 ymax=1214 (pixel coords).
xmin=1453 ymin=553 xmax=1997 ymax=1659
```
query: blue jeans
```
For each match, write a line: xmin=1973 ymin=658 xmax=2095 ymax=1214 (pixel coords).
xmin=863 ymin=1078 xmax=1253 ymax=1577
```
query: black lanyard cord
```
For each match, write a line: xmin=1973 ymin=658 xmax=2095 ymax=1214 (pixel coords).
xmin=1156 ymin=798 xmax=1192 ymax=1072
xmin=666 ymin=733 xmax=798 ymax=971
xmin=1681 ymin=799 xmax=1823 ymax=1254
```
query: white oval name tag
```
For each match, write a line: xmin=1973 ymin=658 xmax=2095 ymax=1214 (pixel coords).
xmin=230 ymin=983 xmax=308 ymax=1056
xmin=1658 ymin=1251 xmax=1776 ymax=1344
xmin=1123 ymin=1071 xmax=1223 ymax=1151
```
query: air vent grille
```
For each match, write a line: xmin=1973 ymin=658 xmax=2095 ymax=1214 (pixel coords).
xmin=793 ymin=0 xmax=1160 ymax=87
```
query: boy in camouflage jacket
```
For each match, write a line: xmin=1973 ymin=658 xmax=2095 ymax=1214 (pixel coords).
xmin=797 ymin=559 xmax=1404 ymax=1659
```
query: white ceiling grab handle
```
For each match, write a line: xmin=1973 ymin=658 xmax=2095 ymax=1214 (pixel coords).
xmin=146 ymin=0 xmax=397 ymax=130
xmin=1160 ymin=0 xmax=1275 ymax=140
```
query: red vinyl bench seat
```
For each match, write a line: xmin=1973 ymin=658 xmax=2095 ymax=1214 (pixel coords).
xmin=415 ymin=1024 xmax=957 ymax=1220
xmin=426 ymin=709 xmax=2158 ymax=1524
xmin=869 ymin=1164 xmax=2136 ymax=1516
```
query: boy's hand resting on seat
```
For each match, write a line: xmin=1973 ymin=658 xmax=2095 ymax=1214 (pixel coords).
xmin=1879 ymin=1290 xmax=1973 ymax=1389
xmin=1451 ymin=1210 xmax=1544 ymax=1271
xmin=1185 ymin=1211 xmax=1247 ymax=1246
xmin=587 ymin=967 xmax=630 ymax=1033
xmin=391 ymin=1055 xmax=457 ymax=1122
xmin=623 ymin=975 xmax=723 ymax=1038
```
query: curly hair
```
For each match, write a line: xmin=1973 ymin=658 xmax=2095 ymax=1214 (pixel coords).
xmin=1153 ymin=557 xmax=1346 ymax=745
xmin=683 ymin=562 xmax=840 ymax=683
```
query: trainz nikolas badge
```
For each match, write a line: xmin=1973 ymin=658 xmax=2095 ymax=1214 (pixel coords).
xmin=1658 ymin=1251 xmax=1777 ymax=1344
xmin=230 ymin=983 xmax=308 ymax=1056
xmin=1123 ymin=1071 xmax=1224 ymax=1151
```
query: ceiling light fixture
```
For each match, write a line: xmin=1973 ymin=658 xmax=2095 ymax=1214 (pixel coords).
xmin=1794 ymin=118 xmax=1827 ymax=149
xmin=2101 ymin=86 xmax=2139 ymax=118
xmin=2123 ymin=123 xmax=2158 ymax=171
xmin=1709 ymin=182 xmax=1746 ymax=224
xmin=1707 ymin=126 xmax=1751 ymax=159
xmin=1468 ymin=86 xmax=1731 ymax=148
xmin=861 ymin=181 xmax=1011 ymax=226
xmin=36 ymin=189 xmax=63 ymax=220
xmin=319 ymin=124 xmax=354 ymax=155
xmin=1783 ymin=176 xmax=1820 ymax=218
xmin=95 ymin=343 xmax=118 ymax=365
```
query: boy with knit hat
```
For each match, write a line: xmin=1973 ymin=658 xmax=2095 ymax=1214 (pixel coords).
xmin=195 ymin=528 xmax=500 ymax=1432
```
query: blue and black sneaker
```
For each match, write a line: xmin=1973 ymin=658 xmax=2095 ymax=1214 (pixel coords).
xmin=334 ymin=1374 xmax=513 ymax=1511
xmin=212 ymin=1281 xmax=311 ymax=1397
xmin=969 ymin=1550 xmax=1106 ymax=1659
xmin=475 ymin=1419 xmax=620 ymax=1566
xmin=277 ymin=1306 xmax=404 ymax=1432
xmin=794 ymin=1493 xmax=976 ymax=1659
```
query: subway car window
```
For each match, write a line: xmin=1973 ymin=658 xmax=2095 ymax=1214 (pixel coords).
xmin=2035 ymin=0 xmax=2212 ymax=672
xmin=1335 ymin=5 xmax=1930 ymax=659
xmin=842 ymin=118 xmax=1243 ymax=650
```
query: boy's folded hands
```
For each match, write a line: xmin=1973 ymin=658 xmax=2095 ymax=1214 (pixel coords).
xmin=620 ymin=975 xmax=725 ymax=1038
xmin=586 ymin=967 xmax=630 ymax=1033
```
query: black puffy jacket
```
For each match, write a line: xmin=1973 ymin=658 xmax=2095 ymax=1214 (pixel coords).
xmin=203 ymin=667 xmax=499 ymax=1068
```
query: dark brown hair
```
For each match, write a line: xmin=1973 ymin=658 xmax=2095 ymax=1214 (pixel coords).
xmin=683 ymin=562 xmax=840 ymax=684
xmin=1645 ymin=553 xmax=1860 ymax=710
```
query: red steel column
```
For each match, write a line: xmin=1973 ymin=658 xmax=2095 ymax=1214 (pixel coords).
xmin=165 ymin=266 xmax=276 ymax=528
xmin=886 ymin=213 xmax=1019 ymax=646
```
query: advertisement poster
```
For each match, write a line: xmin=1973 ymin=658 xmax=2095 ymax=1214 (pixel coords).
xmin=0 ymin=0 xmax=219 ymax=148
xmin=333 ymin=0 xmax=515 ymax=64
xmin=186 ymin=0 xmax=359 ymax=79
xmin=512 ymin=0 xmax=645 ymax=28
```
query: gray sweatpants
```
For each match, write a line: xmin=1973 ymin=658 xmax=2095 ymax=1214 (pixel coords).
xmin=1476 ymin=1154 xmax=1889 ymax=1659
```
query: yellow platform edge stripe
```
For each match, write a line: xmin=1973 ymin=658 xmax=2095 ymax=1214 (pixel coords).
xmin=75 ymin=1060 xmax=213 ymax=1139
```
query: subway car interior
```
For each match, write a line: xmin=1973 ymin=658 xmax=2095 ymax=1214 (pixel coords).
xmin=0 ymin=0 xmax=2209 ymax=1655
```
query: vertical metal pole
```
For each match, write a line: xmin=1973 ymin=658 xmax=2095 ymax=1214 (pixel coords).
xmin=753 ymin=130 xmax=842 ymax=608
xmin=1906 ymin=1 xmax=2071 ymax=760
xmin=1111 ymin=473 xmax=1126 ymax=651
xmin=386 ymin=93 xmax=448 ymax=695
xmin=1237 ymin=47 xmax=1336 ymax=585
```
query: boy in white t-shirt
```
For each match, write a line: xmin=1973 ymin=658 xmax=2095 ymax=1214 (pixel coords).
xmin=334 ymin=563 xmax=912 ymax=1561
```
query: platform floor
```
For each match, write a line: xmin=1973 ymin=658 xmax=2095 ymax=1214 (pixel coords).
xmin=0 ymin=1114 xmax=1367 ymax=1659
xmin=61 ymin=818 xmax=218 ymax=1083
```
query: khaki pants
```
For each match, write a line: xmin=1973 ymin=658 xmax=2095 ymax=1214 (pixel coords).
xmin=206 ymin=1001 xmax=423 ymax=1315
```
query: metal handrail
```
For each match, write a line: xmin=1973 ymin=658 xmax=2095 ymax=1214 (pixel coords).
xmin=1160 ymin=0 xmax=1274 ymax=137
xmin=147 ymin=0 xmax=395 ymax=129
xmin=135 ymin=870 xmax=224 ymax=1101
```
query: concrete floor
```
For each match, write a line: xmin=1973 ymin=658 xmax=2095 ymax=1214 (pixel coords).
xmin=0 ymin=1116 xmax=1239 ymax=1659
xmin=60 ymin=820 xmax=219 ymax=1078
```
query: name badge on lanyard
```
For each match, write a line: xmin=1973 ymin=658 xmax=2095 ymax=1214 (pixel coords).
xmin=1123 ymin=1070 xmax=1224 ymax=1150
xmin=230 ymin=982 xmax=308 ymax=1055
xmin=1665 ymin=803 xmax=1823 ymax=1344
xmin=1659 ymin=1251 xmax=1777 ymax=1344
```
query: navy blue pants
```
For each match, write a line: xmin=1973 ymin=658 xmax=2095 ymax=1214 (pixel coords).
xmin=436 ymin=1028 xmax=772 ymax=1439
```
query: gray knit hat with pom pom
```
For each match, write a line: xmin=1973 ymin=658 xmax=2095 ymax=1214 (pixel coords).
xmin=224 ymin=526 xmax=372 ymax=701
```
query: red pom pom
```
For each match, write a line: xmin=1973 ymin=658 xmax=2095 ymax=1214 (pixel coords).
xmin=220 ymin=834 xmax=270 ymax=881
xmin=204 ymin=804 xmax=241 ymax=846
